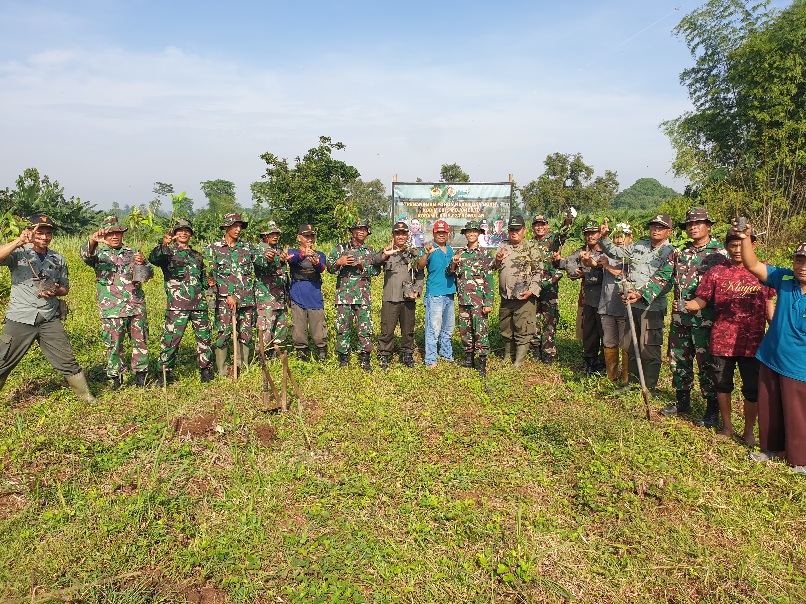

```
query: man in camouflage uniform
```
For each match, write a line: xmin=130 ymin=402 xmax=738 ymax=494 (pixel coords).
xmin=255 ymin=221 xmax=290 ymax=360
xmin=0 ymin=215 xmax=94 ymax=402
xmin=530 ymin=215 xmax=568 ymax=364
xmin=81 ymin=216 xmax=154 ymax=389
xmin=447 ymin=220 xmax=494 ymax=376
xmin=148 ymin=218 xmax=214 ymax=386
xmin=203 ymin=213 xmax=260 ymax=377
xmin=628 ymin=208 xmax=729 ymax=424
xmin=327 ymin=219 xmax=380 ymax=372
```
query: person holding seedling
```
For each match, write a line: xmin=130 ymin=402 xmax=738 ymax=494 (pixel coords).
xmin=81 ymin=216 xmax=154 ymax=389
xmin=368 ymin=220 xmax=423 ymax=369
xmin=254 ymin=221 xmax=290 ymax=361
xmin=286 ymin=224 xmax=328 ymax=361
xmin=203 ymin=213 xmax=259 ymax=377
xmin=0 ymin=215 xmax=95 ymax=402
xmin=149 ymin=218 xmax=214 ymax=386
xmin=737 ymin=225 xmax=806 ymax=474
xmin=529 ymin=214 xmax=568 ymax=365
xmin=683 ymin=227 xmax=775 ymax=443
xmin=327 ymin=219 xmax=380 ymax=372
xmin=447 ymin=220 xmax=494 ymax=376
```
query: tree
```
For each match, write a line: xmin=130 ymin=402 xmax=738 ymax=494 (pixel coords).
xmin=257 ymin=136 xmax=360 ymax=243
xmin=345 ymin=178 xmax=389 ymax=222
xmin=613 ymin=178 xmax=681 ymax=211
xmin=199 ymin=179 xmax=238 ymax=214
xmin=440 ymin=163 xmax=470 ymax=183
xmin=520 ymin=153 xmax=619 ymax=215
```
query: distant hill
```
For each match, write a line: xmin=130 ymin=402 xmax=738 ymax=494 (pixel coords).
xmin=613 ymin=178 xmax=680 ymax=211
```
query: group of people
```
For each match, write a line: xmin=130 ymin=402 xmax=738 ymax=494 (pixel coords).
xmin=0 ymin=208 xmax=804 ymax=473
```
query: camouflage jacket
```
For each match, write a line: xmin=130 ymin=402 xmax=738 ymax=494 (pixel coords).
xmin=203 ymin=239 xmax=260 ymax=306
xmin=533 ymin=233 xmax=564 ymax=288
xmin=80 ymin=242 xmax=153 ymax=319
xmin=148 ymin=243 xmax=208 ymax=311
xmin=326 ymin=242 xmax=380 ymax=305
xmin=254 ymin=243 xmax=289 ymax=308
xmin=448 ymin=246 xmax=495 ymax=307
xmin=641 ymin=237 xmax=729 ymax=327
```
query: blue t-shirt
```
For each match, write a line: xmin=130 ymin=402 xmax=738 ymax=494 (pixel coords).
xmin=421 ymin=244 xmax=456 ymax=297
xmin=287 ymin=249 xmax=326 ymax=309
xmin=756 ymin=266 xmax=806 ymax=382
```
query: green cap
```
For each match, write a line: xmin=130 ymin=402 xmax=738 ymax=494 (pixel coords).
xmin=461 ymin=220 xmax=485 ymax=234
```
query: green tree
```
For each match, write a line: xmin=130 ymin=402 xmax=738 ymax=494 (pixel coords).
xmin=200 ymin=179 xmax=238 ymax=214
xmin=439 ymin=163 xmax=470 ymax=182
xmin=613 ymin=178 xmax=681 ymax=211
xmin=257 ymin=136 xmax=360 ymax=243
xmin=346 ymin=178 xmax=389 ymax=222
xmin=520 ymin=153 xmax=618 ymax=216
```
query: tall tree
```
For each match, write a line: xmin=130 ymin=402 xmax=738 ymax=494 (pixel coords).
xmin=520 ymin=153 xmax=618 ymax=215
xmin=439 ymin=163 xmax=470 ymax=182
xmin=199 ymin=179 xmax=238 ymax=214
xmin=345 ymin=178 xmax=389 ymax=222
xmin=257 ymin=136 xmax=360 ymax=243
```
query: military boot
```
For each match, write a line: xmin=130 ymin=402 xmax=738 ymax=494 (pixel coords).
xmin=401 ymin=352 xmax=415 ymax=368
xmin=503 ymin=340 xmax=514 ymax=363
xmin=200 ymin=367 xmax=214 ymax=383
xmin=155 ymin=370 xmax=170 ymax=389
xmin=239 ymin=343 xmax=251 ymax=368
xmin=215 ymin=347 xmax=229 ymax=376
xmin=461 ymin=353 xmax=475 ymax=369
xmin=530 ymin=346 xmax=541 ymax=362
xmin=513 ymin=343 xmax=530 ymax=368
xmin=358 ymin=352 xmax=372 ymax=372
xmin=339 ymin=353 xmax=350 ymax=367
xmin=296 ymin=347 xmax=310 ymax=361
xmin=378 ymin=354 xmax=390 ymax=370
xmin=663 ymin=390 xmax=691 ymax=415
xmin=66 ymin=371 xmax=96 ymax=404
xmin=135 ymin=371 xmax=148 ymax=388
xmin=110 ymin=375 xmax=123 ymax=391
xmin=265 ymin=348 xmax=278 ymax=361
xmin=316 ymin=347 xmax=327 ymax=362
xmin=476 ymin=355 xmax=487 ymax=377
xmin=695 ymin=396 xmax=720 ymax=428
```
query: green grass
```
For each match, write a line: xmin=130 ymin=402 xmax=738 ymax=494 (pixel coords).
xmin=0 ymin=235 xmax=804 ymax=603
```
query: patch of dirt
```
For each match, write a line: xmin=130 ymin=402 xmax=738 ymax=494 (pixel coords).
xmin=172 ymin=414 xmax=218 ymax=439
xmin=0 ymin=492 xmax=27 ymax=517
xmin=254 ymin=423 xmax=278 ymax=447
xmin=177 ymin=585 xmax=230 ymax=604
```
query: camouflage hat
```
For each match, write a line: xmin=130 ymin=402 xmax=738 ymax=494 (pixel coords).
xmin=433 ymin=219 xmax=450 ymax=233
xmin=101 ymin=216 xmax=127 ymax=233
xmin=28 ymin=214 xmax=55 ymax=229
xmin=461 ymin=220 xmax=485 ymax=234
xmin=171 ymin=218 xmax=194 ymax=235
xmin=679 ymin=207 xmax=715 ymax=228
xmin=392 ymin=220 xmax=409 ymax=233
xmin=260 ymin=220 xmax=282 ymax=236
xmin=793 ymin=242 xmax=806 ymax=258
xmin=297 ymin=223 xmax=316 ymax=236
xmin=507 ymin=215 xmax=526 ymax=230
xmin=531 ymin=215 xmax=549 ymax=225
xmin=349 ymin=219 xmax=371 ymax=235
xmin=582 ymin=219 xmax=600 ymax=233
xmin=220 ymin=212 xmax=248 ymax=229
xmin=647 ymin=213 xmax=673 ymax=229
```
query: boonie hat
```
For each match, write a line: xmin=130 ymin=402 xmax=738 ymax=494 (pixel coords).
xmin=507 ymin=215 xmax=526 ymax=230
xmin=101 ymin=216 xmax=127 ymax=233
xmin=461 ymin=220 xmax=485 ymax=234
xmin=392 ymin=221 xmax=409 ymax=233
xmin=349 ymin=219 xmax=371 ymax=235
xmin=793 ymin=242 xmax=806 ymax=258
xmin=582 ymin=219 xmax=600 ymax=233
xmin=297 ymin=223 xmax=316 ymax=236
xmin=647 ymin=213 xmax=673 ymax=229
xmin=532 ymin=215 xmax=549 ymax=225
xmin=433 ymin=219 xmax=450 ymax=233
xmin=171 ymin=218 xmax=194 ymax=235
xmin=679 ymin=207 xmax=715 ymax=228
xmin=28 ymin=214 xmax=55 ymax=229
xmin=220 ymin=212 xmax=248 ymax=229
xmin=260 ymin=220 xmax=282 ymax=236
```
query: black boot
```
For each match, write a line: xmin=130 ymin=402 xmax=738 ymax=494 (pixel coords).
xmin=477 ymin=355 xmax=487 ymax=377
xmin=265 ymin=348 xmax=277 ymax=361
xmin=110 ymin=375 xmax=122 ymax=391
xmin=695 ymin=397 xmax=720 ymax=428
xmin=542 ymin=353 xmax=555 ymax=366
xmin=378 ymin=354 xmax=390 ymax=370
xmin=530 ymin=346 xmax=541 ymax=362
xmin=401 ymin=352 xmax=415 ymax=368
xmin=584 ymin=357 xmax=596 ymax=376
xmin=358 ymin=352 xmax=372 ymax=372
xmin=663 ymin=390 xmax=691 ymax=415
xmin=135 ymin=371 xmax=148 ymax=388
xmin=200 ymin=367 xmax=214 ymax=383
xmin=155 ymin=370 xmax=170 ymax=388
xmin=461 ymin=353 xmax=475 ymax=368
xmin=296 ymin=348 xmax=310 ymax=361
xmin=339 ymin=353 xmax=350 ymax=368
xmin=316 ymin=347 xmax=327 ymax=362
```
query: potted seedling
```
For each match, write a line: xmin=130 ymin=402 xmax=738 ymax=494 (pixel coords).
xmin=510 ymin=242 xmax=546 ymax=298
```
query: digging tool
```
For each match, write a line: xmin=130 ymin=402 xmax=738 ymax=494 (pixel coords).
xmin=281 ymin=350 xmax=288 ymax=411
xmin=257 ymin=311 xmax=281 ymax=411
xmin=231 ymin=304 xmax=238 ymax=381
xmin=621 ymin=280 xmax=652 ymax=421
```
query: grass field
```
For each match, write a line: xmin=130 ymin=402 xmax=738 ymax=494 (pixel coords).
xmin=0 ymin=234 xmax=804 ymax=603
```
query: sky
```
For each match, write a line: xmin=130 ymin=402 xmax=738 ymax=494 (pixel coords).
xmin=0 ymin=0 xmax=791 ymax=211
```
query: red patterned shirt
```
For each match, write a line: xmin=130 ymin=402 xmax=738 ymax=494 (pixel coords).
xmin=695 ymin=261 xmax=775 ymax=357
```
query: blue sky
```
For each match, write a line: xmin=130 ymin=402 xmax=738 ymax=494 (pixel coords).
xmin=0 ymin=1 xmax=790 ymax=211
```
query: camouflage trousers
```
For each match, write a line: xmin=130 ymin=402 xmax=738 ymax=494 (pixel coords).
xmin=668 ymin=321 xmax=716 ymax=399
xmin=458 ymin=305 xmax=490 ymax=355
xmin=335 ymin=304 xmax=373 ymax=354
xmin=531 ymin=293 xmax=559 ymax=358
xmin=256 ymin=302 xmax=289 ymax=351
xmin=213 ymin=302 xmax=255 ymax=348
xmin=100 ymin=314 xmax=149 ymax=378
xmin=158 ymin=309 xmax=213 ymax=370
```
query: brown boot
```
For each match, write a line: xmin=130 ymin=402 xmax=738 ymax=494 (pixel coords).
xmin=603 ymin=347 xmax=620 ymax=381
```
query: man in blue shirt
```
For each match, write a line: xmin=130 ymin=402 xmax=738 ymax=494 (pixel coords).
xmin=287 ymin=224 xmax=328 ymax=361
xmin=417 ymin=219 xmax=456 ymax=367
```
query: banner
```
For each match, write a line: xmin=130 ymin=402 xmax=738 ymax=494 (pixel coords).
xmin=391 ymin=182 xmax=513 ymax=248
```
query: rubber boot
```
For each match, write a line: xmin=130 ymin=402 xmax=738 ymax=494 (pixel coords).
xmin=401 ymin=352 xmax=415 ymax=368
xmin=239 ymin=343 xmax=250 ymax=368
xmin=663 ymin=390 xmax=691 ymax=415
xmin=200 ymin=367 xmax=214 ymax=383
xmin=316 ymin=347 xmax=327 ymax=362
xmin=513 ymin=343 xmax=530 ymax=368
xmin=603 ymin=347 xmax=620 ymax=382
xmin=695 ymin=396 xmax=720 ymax=428
xmin=378 ymin=354 xmax=390 ymax=370
xmin=621 ymin=350 xmax=629 ymax=384
xmin=530 ymin=346 xmax=541 ymax=362
xmin=215 ymin=347 xmax=229 ymax=377
xmin=477 ymin=355 xmax=487 ymax=377
xmin=584 ymin=357 xmax=596 ymax=376
xmin=110 ymin=375 xmax=123 ymax=391
xmin=135 ymin=371 xmax=148 ymax=388
xmin=66 ymin=371 xmax=96 ymax=404
xmin=461 ymin=353 xmax=475 ymax=369
xmin=358 ymin=352 xmax=372 ymax=373
xmin=503 ymin=340 xmax=514 ymax=363
xmin=339 ymin=353 xmax=350 ymax=368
